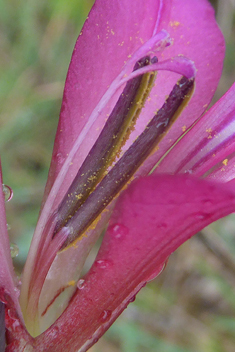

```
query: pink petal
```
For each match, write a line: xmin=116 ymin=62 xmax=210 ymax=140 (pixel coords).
xmin=45 ymin=0 xmax=224 ymax=202
xmin=20 ymin=0 xmax=172 ymax=322
xmin=134 ymin=0 xmax=225 ymax=175
xmin=155 ymin=82 xmax=235 ymax=178
xmin=44 ymin=0 xmax=172 ymax=199
xmin=0 ymin=164 xmax=23 ymax=320
xmin=34 ymin=174 xmax=235 ymax=352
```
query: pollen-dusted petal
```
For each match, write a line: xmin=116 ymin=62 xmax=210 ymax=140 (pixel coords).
xmin=63 ymin=76 xmax=195 ymax=246
xmin=155 ymin=82 xmax=235 ymax=179
xmin=34 ymin=175 xmax=235 ymax=352
xmin=54 ymin=56 xmax=156 ymax=233
xmin=130 ymin=0 xmax=225 ymax=175
xmin=44 ymin=0 xmax=172 ymax=200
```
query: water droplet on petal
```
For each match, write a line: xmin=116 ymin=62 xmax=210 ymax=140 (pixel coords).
xmin=10 ymin=243 xmax=19 ymax=258
xmin=77 ymin=279 xmax=85 ymax=290
xmin=157 ymin=222 xmax=168 ymax=230
xmin=2 ymin=184 xmax=13 ymax=202
xmin=56 ymin=153 xmax=66 ymax=167
xmin=14 ymin=286 xmax=20 ymax=298
xmin=128 ymin=295 xmax=136 ymax=303
xmin=203 ymin=199 xmax=213 ymax=208
xmin=195 ymin=212 xmax=211 ymax=221
xmin=23 ymin=344 xmax=34 ymax=352
xmin=184 ymin=169 xmax=193 ymax=175
xmin=48 ymin=325 xmax=60 ymax=339
xmin=146 ymin=261 xmax=167 ymax=282
xmin=99 ymin=309 xmax=112 ymax=322
xmin=96 ymin=259 xmax=112 ymax=269
xmin=111 ymin=223 xmax=129 ymax=239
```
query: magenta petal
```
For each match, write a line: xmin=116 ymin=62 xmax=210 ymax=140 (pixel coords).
xmin=156 ymin=82 xmax=235 ymax=178
xmin=44 ymin=0 xmax=172 ymax=197
xmin=35 ymin=175 xmax=235 ymax=352
xmin=134 ymin=0 xmax=225 ymax=175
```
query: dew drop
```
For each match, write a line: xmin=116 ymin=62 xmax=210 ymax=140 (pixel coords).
xmin=56 ymin=153 xmax=64 ymax=165
xmin=128 ymin=295 xmax=136 ymax=303
xmin=146 ymin=261 xmax=167 ymax=282
xmin=2 ymin=184 xmax=13 ymax=202
xmin=111 ymin=223 xmax=129 ymax=239
xmin=48 ymin=325 xmax=60 ymax=339
xmin=99 ymin=309 xmax=112 ymax=322
xmin=14 ymin=286 xmax=20 ymax=298
xmin=96 ymin=259 xmax=111 ymax=269
xmin=23 ymin=345 xmax=34 ymax=352
xmin=195 ymin=212 xmax=210 ymax=221
xmin=157 ymin=222 xmax=167 ymax=230
xmin=10 ymin=243 xmax=19 ymax=258
xmin=203 ymin=199 xmax=213 ymax=208
xmin=184 ymin=169 xmax=193 ymax=175
xmin=77 ymin=279 xmax=85 ymax=290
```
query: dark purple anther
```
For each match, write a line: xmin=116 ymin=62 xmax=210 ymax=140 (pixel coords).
xmin=54 ymin=56 xmax=155 ymax=234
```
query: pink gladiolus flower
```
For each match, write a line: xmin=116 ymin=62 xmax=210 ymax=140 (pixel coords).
xmin=1 ymin=0 xmax=235 ymax=351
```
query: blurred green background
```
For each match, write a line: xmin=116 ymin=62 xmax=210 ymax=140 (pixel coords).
xmin=0 ymin=0 xmax=235 ymax=351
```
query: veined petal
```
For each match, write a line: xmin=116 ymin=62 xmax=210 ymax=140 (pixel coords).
xmin=24 ymin=72 xmax=195 ymax=335
xmin=43 ymin=0 xmax=172 ymax=201
xmin=45 ymin=0 xmax=224 ymax=206
xmin=33 ymin=175 xmax=235 ymax=352
xmin=21 ymin=0 xmax=226 ymax=337
xmin=155 ymin=82 xmax=235 ymax=178
xmin=20 ymin=28 xmax=173 ymax=314
xmin=134 ymin=0 xmax=225 ymax=176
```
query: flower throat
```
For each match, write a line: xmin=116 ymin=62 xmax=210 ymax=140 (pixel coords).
xmin=54 ymin=56 xmax=195 ymax=247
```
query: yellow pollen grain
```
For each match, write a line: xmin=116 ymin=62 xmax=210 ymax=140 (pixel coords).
xmin=206 ymin=128 xmax=213 ymax=139
xmin=222 ymin=159 xmax=228 ymax=166
xmin=182 ymin=125 xmax=187 ymax=132
xmin=170 ymin=21 xmax=180 ymax=27
xmin=68 ymin=280 xmax=76 ymax=286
